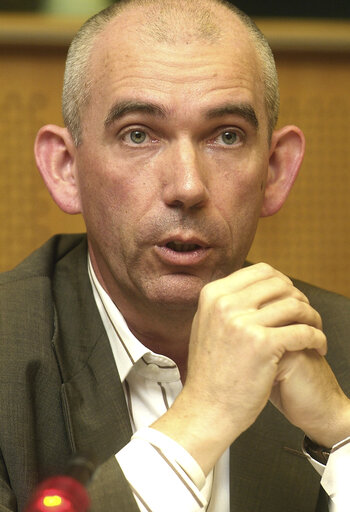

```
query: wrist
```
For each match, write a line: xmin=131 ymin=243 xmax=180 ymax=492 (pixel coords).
xmin=151 ymin=391 xmax=240 ymax=475
xmin=304 ymin=397 xmax=350 ymax=449
xmin=132 ymin=427 xmax=206 ymax=489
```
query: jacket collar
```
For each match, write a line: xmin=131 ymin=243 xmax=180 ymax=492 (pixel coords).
xmin=50 ymin=236 xmax=135 ymax=491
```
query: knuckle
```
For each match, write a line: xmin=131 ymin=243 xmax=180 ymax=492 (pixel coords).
xmin=296 ymin=288 xmax=310 ymax=304
xmin=230 ymin=314 xmax=247 ymax=331
xmin=254 ymin=262 xmax=274 ymax=276
xmin=314 ymin=309 xmax=323 ymax=329
xmin=199 ymin=281 xmax=215 ymax=304
xmin=314 ymin=327 xmax=327 ymax=344
xmin=302 ymin=324 xmax=325 ymax=346
xmin=288 ymin=298 xmax=322 ymax=328
xmin=254 ymin=262 xmax=293 ymax=286
xmin=287 ymin=296 xmax=305 ymax=314
xmin=290 ymin=285 xmax=306 ymax=299
xmin=271 ymin=276 xmax=292 ymax=294
xmin=231 ymin=317 xmax=266 ymax=343
xmin=303 ymin=324 xmax=315 ymax=338
xmin=214 ymin=295 xmax=232 ymax=316
xmin=248 ymin=324 xmax=267 ymax=344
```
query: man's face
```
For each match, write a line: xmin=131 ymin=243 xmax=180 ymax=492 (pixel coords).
xmin=74 ymin=11 xmax=271 ymax=314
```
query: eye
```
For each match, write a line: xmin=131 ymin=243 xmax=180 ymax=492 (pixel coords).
xmin=207 ymin=128 xmax=243 ymax=148
xmin=129 ymin=130 xmax=147 ymax=144
xmin=219 ymin=130 xmax=239 ymax=145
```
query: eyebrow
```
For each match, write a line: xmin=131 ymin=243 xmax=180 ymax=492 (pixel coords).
xmin=104 ymin=100 xmax=259 ymax=130
xmin=104 ymin=100 xmax=168 ymax=127
xmin=205 ymin=103 xmax=259 ymax=129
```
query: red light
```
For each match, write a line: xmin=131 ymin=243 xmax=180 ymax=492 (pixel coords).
xmin=36 ymin=489 xmax=71 ymax=511
xmin=25 ymin=476 xmax=90 ymax=512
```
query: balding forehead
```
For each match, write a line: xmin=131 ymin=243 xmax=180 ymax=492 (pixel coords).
xmin=63 ymin=0 xmax=278 ymax=145
xmin=93 ymin=0 xmax=250 ymax=50
xmin=87 ymin=4 xmax=262 ymax=109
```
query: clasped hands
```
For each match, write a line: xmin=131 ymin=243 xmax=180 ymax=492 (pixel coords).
xmin=153 ymin=263 xmax=350 ymax=475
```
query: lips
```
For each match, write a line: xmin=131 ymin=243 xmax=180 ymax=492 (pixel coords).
xmin=166 ymin=241 xmax=201 ymax=252
xmin=155 ymin=235 xmax=210 ymax=266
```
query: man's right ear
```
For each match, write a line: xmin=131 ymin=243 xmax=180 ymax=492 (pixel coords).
xmin=34 ymin=125 xmax=82 ymax=214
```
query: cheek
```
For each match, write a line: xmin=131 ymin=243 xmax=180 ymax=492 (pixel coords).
xmin=76 ymin=154 xmax=157 ymax=245
xmin=76 ymin=146 xmax=127 ymax=203
xmin=209 ymin=160 xmax=267 ymax=259
xmin=213 ymin=162 xmax=266 ymax=218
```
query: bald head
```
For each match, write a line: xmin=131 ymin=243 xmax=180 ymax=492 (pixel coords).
xmin=62 ymin=0 xmax=279 ymax=145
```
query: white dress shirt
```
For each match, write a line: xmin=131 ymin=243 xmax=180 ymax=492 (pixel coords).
xmin=304 ymin=437 xmax=350 ymax=512
xmin=88 ymin=257 xmax=229 ymax=511
xmin=88 ymin=257 xmax=349 ymax=511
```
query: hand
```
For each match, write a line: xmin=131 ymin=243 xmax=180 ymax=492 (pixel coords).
xmin=271 ymin=349 xmax=350 ymax=448
xmin=153 ymin=263 xmax=326 ymax=474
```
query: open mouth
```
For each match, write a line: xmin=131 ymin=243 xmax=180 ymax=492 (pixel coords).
xmin=166 ymin=241 xmax=202 ymax=252
xmin=156 ymin=238 xmax=209 ymax=266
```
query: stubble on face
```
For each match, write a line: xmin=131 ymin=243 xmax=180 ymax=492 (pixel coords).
xmin=76 ymin=3 xmax=270 ymax=328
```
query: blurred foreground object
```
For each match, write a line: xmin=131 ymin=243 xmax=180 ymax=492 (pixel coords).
xmin=25 ymin=456 xmax=95 ymax=512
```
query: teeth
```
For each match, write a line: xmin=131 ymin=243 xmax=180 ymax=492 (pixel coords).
xmin=167 ymin=241 xmax=199 ymax=252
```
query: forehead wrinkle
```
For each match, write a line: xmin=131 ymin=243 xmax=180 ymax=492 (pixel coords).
xmin=95 ymin=56 xmax=259 ymax=98
xmin=89 ymin=6 xmax=262 ymax=95
xmin=91 ymin=4 xmax=259 ymax=75
xmin=86 ymin=10 xmax=267 ymax=135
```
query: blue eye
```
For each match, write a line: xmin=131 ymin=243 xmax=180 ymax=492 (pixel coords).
xmin=130 ymin=130 xmax=147 ymax=144
xmin=221 ymin=131 xmax=238 ymax=145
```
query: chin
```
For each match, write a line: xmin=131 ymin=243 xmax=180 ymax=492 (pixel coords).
xmin=145 ymin=273 xmax=205 ymax=309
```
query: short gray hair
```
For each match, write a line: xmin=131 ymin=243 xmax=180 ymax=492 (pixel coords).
xmin=62 ymin=0 xmax=279 ymax=145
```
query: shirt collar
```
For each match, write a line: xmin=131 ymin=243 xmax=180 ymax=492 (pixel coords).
xmin=87 ymin=255 xmax=178 ymax=382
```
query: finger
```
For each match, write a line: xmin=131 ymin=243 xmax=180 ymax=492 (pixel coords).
xmin=204 ymin=262 xmax=292 ymax=298
xmin=204 ymin=279 xmax=310 ymax=322
xmin=241 ymin=277 xmax=309 ymax=310
xmin=246 ymin=297 xmax=322 ymax=329
xmin=269 ymin=324 xmax=327 ymax=356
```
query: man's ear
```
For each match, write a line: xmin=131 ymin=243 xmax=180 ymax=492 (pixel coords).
xmin=261 ymin=125 xmax=305 ymax=217
xmin=34 ymin=125 xmax=82 ymax=214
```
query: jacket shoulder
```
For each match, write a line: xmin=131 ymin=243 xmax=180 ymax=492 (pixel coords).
xmin=292 ymin=278 xmax=350 ymax=329
xmin=0 ymin=233 xmax=86 ymax=284
xmin=0 ymin=234 xmax=87 ymax=369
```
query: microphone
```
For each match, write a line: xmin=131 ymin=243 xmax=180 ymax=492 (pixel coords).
xmin=24 ymin=455 xmax=95 ymax=512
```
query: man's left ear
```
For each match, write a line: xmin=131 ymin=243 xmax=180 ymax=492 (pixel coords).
xmin=261 ymin=125 xmax=305 ymax=217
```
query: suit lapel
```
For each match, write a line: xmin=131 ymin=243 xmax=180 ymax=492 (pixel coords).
xmin=229 ymin=402 xmax=323 ymax=511
xmin=50 ymin=239 xmax=336 ymax=511
xmin=51 ymin=236 xmax=138 ymax=510
xmin=60 ymin=339 xmax=132 ymax=462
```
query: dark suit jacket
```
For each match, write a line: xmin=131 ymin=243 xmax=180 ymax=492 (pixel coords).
xmin=0 ymin=234 xmax=349 ymax=511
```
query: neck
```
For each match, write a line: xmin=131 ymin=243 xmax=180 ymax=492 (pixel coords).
xmin=127 ymin=318 xmax=191 ymax=381
xmin=115 ymin=294 xmax=194 ymax=382
xmin=88 ymin=244 xmax=196 ymax=380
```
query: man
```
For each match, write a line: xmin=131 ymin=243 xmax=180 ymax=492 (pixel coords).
xmin=0 ymin=0 xmax=349 ymax=510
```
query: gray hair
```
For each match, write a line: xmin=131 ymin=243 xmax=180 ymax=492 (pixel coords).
xmin=62 ymin=0 xmax=279 ymax=145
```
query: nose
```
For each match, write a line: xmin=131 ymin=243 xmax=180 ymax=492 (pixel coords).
xmin=162 ymin=139 xmax=209 ymax=210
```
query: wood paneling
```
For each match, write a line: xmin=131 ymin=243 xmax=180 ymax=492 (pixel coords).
xmin=0 ymin=16 xmax=349 ymax=296
xmin=248 ymin=50 xmax=350 ymax=296
xmin=0 ymin=42 xmax=84 ymax=271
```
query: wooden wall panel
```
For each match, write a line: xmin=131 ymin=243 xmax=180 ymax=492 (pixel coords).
xmin=0 ymin=16 xmax=349 ymax=297
xmin=0 ymin=44 xmax=85 ymax=271
xmin=248 ymin=51 xmax=350 ymax=296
